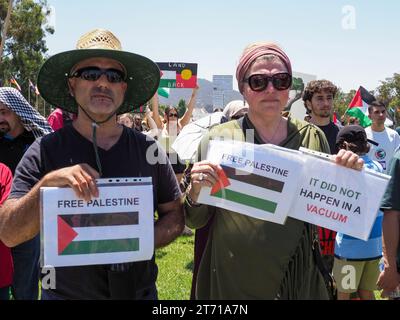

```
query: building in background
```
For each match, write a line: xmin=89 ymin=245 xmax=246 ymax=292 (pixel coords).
xmin=213 ymin=75 xmax=233 ymax=91
xmin=212 ymin=75 xmax=233 ymax=109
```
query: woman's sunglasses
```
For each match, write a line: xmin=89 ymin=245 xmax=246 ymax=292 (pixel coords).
xmin=69 ymin=66 xmax=127 ymax=83
xmin=168 ymin=113 xmax=178 ymax=118
xmin=244 ymin=73 xmax=292 ymax=92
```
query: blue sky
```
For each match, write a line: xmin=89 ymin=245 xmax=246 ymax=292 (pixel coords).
xmin=45 ymin=0 xmax=400 ymax=92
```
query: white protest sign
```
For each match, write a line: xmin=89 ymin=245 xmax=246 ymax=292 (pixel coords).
xmin=289 ymin=148 xmax=390 ymax=240
xmin=41 ymin=178 xmax=154 ymax=267
xmin=198 ymin=140 xmax=304 ymax=224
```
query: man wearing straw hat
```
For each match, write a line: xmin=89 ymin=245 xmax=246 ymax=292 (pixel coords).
xmin=0 ymin=29 xmax=184 ymax=300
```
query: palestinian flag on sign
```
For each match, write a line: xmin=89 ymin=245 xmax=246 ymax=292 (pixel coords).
xmin=211 ymin=165 xmax=284 ymax=215
xmin=157 ymin=62 xmax=197 ymax=88
xmin=57 ymin=212 xmax=140 ymax=256
xmin=346 ymin=86 xmax=375 ymax=127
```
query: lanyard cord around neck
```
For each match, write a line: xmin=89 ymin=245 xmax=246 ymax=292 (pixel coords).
xmin=78 ymin=105 xmax=118 ymax=177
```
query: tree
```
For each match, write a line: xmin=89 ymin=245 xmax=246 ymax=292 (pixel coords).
xmin=284 ymin=76 xmax=304 ymax=112
xmin=0 ymin=0 xmax=13 ymax=61
xmin=0 ymin=0 xmax=54 ymax=109
xmin=375 ymin=73 xmax=400 ymax=126
xmin=334 ymin=88 xmax=356 ymax=117
xmin=177 ymin=98 xmax=186 ymax=117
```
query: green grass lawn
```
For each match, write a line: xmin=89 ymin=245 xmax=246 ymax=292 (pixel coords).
xmin=156 ymin=233 xmax=194 ymax=300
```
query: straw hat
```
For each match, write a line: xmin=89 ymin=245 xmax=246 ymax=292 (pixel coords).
xmin=37 ymin=29 xmax=160 ymax=115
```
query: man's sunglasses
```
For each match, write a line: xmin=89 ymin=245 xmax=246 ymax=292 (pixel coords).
xmin=243 ymin=73 xmax=292 ymax=92
xmin=168 ymin=113 xmax=178 ymax=118
xmin=69 ymin=66 xmax=127 ymax=83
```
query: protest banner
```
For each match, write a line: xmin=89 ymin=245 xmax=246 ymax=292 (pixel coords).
xmin=40 ymin=178 xmax=154 ymax=267
xmin=289 ymin=148 xmax=390 ymax=240
xmin=197 ymin=140 xmax=303 ymax=224
xmin=197 ymin=141 xmax=390 ymax=240
xmin=157 ymin=62 xmax=197 ymax=88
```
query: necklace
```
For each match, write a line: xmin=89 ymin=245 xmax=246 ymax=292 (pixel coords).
xmin=261 ymin=117 xmax=284 ymax=144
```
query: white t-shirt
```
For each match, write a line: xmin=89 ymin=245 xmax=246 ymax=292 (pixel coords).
xmin=365 ymin=126 xmax=400 ymax=173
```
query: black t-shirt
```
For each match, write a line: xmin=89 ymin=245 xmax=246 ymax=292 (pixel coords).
xmin=317 ymin=122 xmax=340 ymax=155
xmin=10 ymin=124 xmax=181 ymax=299
xmin=0 ymin=130 xmax=35 ymax=174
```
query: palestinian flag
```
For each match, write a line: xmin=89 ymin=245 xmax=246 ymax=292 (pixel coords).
xmin=333 ymin=111 xmax=338 ymax=125
xmin=57 ymin=212 xmax=140 ymax=256
xmin=157 ymin=62 xmax=197 ymax=88
xmin=210 ymin=165 xmax=285 ymax=214
xmin=158 ymin=87 xmax=170 ymax=98
xmin=346 ymin=86 xmax=375 ymax=127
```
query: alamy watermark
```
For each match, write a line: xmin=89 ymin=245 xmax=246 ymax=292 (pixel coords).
xmin=342 ymin=5 xmax=356 ymax=30
xmin=340 ymin=264 xmax=357 ymax=290
xmin=41 ymin=265 xmax=56 ymax=290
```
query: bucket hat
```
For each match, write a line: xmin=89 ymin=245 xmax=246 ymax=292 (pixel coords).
xmin=37 ymin=29 xmax=160 ymax=114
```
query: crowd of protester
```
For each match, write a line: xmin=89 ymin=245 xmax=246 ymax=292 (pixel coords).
xmin=0 ymin=29 xmax=399 ymax=300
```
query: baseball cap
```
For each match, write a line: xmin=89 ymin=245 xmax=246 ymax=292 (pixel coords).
xmin=336 ymin=125 xmax=378 ymax=146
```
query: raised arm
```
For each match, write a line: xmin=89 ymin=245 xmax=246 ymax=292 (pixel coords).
xmin=151 ymin=93 xmax=164 ymax=129
xmin=143 ymin=106 xmax=161 ymax=139
xmin=179 ymin=85 xmax=199 ymax=128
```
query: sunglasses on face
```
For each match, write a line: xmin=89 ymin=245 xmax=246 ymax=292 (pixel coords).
xmin=244 ymin=73 xmax=292 ymax=92
xmin=69 ymin=66 xmax=127 ymax=83
xmin=168 ymin=113 xmax=178 ymax=118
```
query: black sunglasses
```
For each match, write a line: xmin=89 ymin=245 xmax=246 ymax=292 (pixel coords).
xmin=69 ymin=66 xmax=127 ymax=83
xmin=244 ymin=73 xmax=292 ymax=92
xmin=168 ymin=113 xmax=178 ymax=118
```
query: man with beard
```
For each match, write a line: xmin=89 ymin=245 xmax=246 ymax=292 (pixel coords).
xmin=0 ymin=87 xmax=52 ymax=300
xmin=302 ymin=80 xmax=340 ymax=274
xmin=303 ymin=80 xmax=340 ymax=154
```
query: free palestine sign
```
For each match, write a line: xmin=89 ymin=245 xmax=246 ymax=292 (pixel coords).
xmin=41 ymin=178 xmax=154 ymax=267
xmin=198 ymin=140 xmax=303 ymax=225
xmin=198 ymin=141 xmax=390 ymax=240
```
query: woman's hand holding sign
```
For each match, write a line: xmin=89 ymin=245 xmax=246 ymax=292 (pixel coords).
xmin=188 ymin=161 xmax=222 ymax=203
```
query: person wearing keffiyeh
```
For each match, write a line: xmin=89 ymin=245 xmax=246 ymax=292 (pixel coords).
xmin=0 ymin=87 xmax=52 ymax=300
xmin=0 ymin=87 xmax=52 ymax=140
